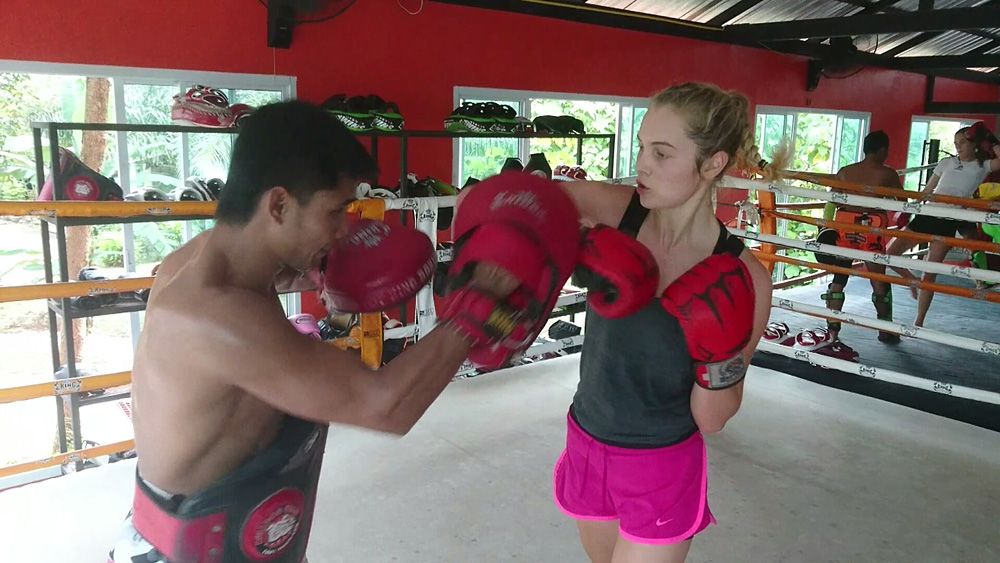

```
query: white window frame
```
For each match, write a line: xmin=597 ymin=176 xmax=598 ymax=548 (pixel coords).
xmin=754 ymin=104 xmax=872 ymax=173
xmin=909 ymin=114 xmax=976 ymax=156
xmin=1 ymin=59 xmax=298 ymax=343
xmin=451 ymin=86 xmax=649 ymax=184
xmin=905 ymin=115 xmax=976 ymax=189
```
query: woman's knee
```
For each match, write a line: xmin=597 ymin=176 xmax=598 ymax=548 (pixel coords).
xmin=611 ymin=536 xmax=693 ymax=563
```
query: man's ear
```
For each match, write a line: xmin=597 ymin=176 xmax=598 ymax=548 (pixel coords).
xmin=265 ymin=186 xmax=291 ymax=224
xmin=702 ymin=150 xmax=730 ymax=180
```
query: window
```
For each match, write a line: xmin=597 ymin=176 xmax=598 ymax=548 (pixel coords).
xmin=457 ymin=98 xmax=523 ymax=181
xmin=905 ymin=117 xmax=975 ymax=190
xmin=754 ymin=106 xmax=870 ymax=175
xmin=452 ymin=87 xmax=648 ymax=185
xmin=753 ymin=106 xmax=871 ymax=282
xmin=0 ymin=60 xmax=295 ymax=360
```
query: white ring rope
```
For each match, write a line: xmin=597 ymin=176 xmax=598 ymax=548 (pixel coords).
xmin=728 ymin=227 xmax=1000 ymax=285
xmin=772 ymin=297 xmax=1000 ymax=358
xmin=757 ymin=340 xmax=1000 ymax=405
xmin=721 ymin=176 xmax=1000 ymax=225
xmin=896 ymin=163 xmax=939 ymax=175
xmin=384 ymin=195 xmax=457 ymax=212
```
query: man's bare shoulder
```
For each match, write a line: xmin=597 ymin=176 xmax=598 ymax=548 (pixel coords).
xmin=152 ymin=280 xmax=285 ymax=338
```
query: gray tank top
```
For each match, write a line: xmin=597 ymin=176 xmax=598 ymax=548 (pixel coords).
xmin=570 ymin=191 xmax=744 ymax=448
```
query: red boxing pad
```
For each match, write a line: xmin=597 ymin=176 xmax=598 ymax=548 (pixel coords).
xmin=322 ymin=219 xmax=436 ymax=313
xmin=445 ymin=172 xmax=581 ymax=368
xmin=452 ymin=172 xmax=580 ymax=283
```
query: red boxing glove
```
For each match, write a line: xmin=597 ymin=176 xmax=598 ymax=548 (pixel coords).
xmin=660 ymin=253 xmax=756 ymax=389
xmin=573 ymin=225 xmax=659 ymax=318
xmin=321 ymin=219 xmax=436 ymax=313
xmin=966 ymin=121 xmax=999 ymax=157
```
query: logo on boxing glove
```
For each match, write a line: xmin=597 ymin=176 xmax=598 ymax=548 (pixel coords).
xmin=489 ymin=190 xmax=546 ymax=221
xmin=345 ymin=221 xmax=391 ymax=249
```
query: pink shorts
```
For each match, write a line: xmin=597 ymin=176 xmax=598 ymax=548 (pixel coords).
xmin=553 ymin=412 xmax=716 ymax=545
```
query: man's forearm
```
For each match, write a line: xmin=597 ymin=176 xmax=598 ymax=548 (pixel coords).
xmin=375 ymin=325 xmax=472 ymax=434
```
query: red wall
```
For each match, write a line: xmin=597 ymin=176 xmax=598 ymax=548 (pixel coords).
xmin=3 ymin=0 xmax=998 ymax=317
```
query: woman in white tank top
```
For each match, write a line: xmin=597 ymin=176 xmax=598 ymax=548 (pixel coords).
xmin=885 ymin=127 xmax=1000 ymax=327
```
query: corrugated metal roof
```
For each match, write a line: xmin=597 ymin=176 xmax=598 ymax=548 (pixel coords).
xmin=588 ymin=0 xmax=862 ymax=23
xmin=580 ymin=0 xmax=1000 ymax=74
xmin=724 ymin=0 xmax=862 ymax=25
xmin=897 ymin=31 xmax=993 ymax=57
xmin=893 ymin=0 xmax=987 ymax=10
xmin=585 ymin=0 xmax=744 ymax=22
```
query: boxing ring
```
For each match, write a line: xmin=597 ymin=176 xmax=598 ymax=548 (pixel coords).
xmin=714 ymin=168 xmax=1000 ymax=429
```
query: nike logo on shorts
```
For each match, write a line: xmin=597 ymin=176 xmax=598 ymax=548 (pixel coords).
xmin=655 ymin=517 xmax=674 ymax=526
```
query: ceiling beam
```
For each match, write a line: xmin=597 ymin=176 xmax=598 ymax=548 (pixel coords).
xmin=890 ymin=53 xmax=1000 ymax=70
xmin=706 ymin=0 xmax=766 ymax=26
xmin=727 ymin=5 xmax=1000 ymax=41
xmin=926 ymin=101 xmax=1000 ymax=114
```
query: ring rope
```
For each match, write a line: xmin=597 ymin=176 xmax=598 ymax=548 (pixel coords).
xmin=383 ymin=195 xmax=457 ymax=212
xmin=771 ymin=297 xmax=1000 ymax=357
xmin=784 ymin=170 xmax=1000 ymax=212
xmin=0 ymin=198 xmax=393 ymax=218
xmin=0 ymin=201 xmax=215 ymax=218
xmin=763 ymin=209 xmax=1000 ymax=254
xmin=757 ymin=341 xmax=1000 ymax=405
xmin=0 ymin=278 xmax=153 ymax=303
xmin=0 ymin=372 xmax=132 ymax=405
xmin=751 ymin=250 xmax=1000 ymax=303
xmin=896 ymin=163 xmax=938 ymax=175
xmin=0 ymin=440 xmax=135 ymax=479
xmin=0 ymin=328 xmax=378 ymax=404
xmin=722 ymin=177 xmax=1000 ymax=224
xmin=732 ymin=228 xmax=1000 ymax=284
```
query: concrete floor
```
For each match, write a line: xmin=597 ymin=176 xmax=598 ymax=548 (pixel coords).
xmin=1 ymin=356 xmax=998 ymax=562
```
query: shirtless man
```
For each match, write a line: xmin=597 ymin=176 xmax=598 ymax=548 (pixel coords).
xmin=813 ymin=130 xmax=902 ymax=343
xmin=108 ymin=101 xmax=574 ymax=562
